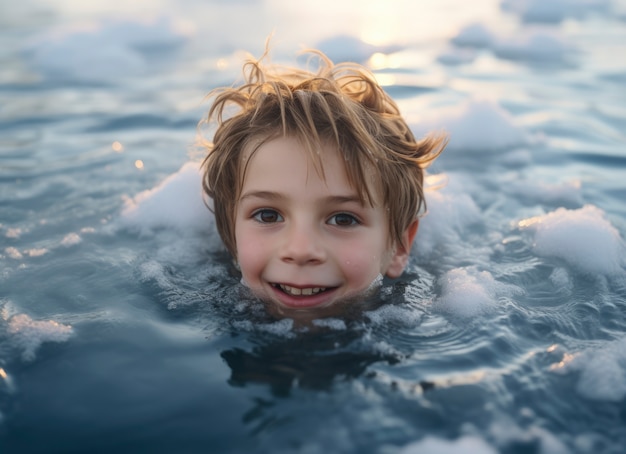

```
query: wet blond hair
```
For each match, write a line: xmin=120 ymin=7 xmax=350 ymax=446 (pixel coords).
xmin=201 ymin=50 xmax=446 ymax=257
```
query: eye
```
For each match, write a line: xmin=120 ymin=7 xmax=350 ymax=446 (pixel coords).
xmin=252 ymin=209 xmax=283 ymax=223
xmin=328 ymin=213 xmax=360 ymax=227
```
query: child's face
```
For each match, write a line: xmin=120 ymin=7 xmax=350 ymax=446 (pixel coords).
xmin=234 ymin=136 xmax=415 ymax=313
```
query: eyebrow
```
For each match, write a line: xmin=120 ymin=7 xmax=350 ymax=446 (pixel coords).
xmin=239 ymin=191 xmax=286 ymax=202
xmin=324 ymin=195 xmax=364 ymax=205
xmin=239 ymin=191 xmax=364 ymax=206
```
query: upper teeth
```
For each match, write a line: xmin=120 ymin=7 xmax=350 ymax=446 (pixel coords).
xmin=279 ymin=284 xmax=325 ymax=296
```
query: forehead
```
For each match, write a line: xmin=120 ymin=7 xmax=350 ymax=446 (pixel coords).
xmin=241 ymin=136 xmax=346 ymax=190
xmin=239 ymin=134 xmax=382 ymax=206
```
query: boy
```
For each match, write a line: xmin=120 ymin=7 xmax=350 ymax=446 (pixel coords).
xmin=201 ymin=50 xmax=446 ymax=315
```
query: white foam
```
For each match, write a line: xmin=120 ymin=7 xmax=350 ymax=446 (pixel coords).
xmin=549 ymin=267 xmax=573 ymax=293
xmin=26 ymin=17 xmax=192 ymax=82
xmin=4 ymin=227 xmax=22 ymax=239
xmin=488 ymin=418 xmax=570 ymax=454
xmin=507 ymin=179 xmax=583 ymax=206
xmin=399 ymin=435 xmax=498 ymax=454
xmin=236 ymin=318 xmax=295 ymax=338
xmin=531 ymin=427 xmax=570 ymax=454
xmin=119 ymin=161 xmax=214 ymax=236
xmin=435 ymin=267 xmax=522 ymax=317
xmin=25 ymin=248 xmax=47 ymax=257
xmin=493 ymin=30 xmax=574 ymax=64
xmin=138 ymin=260 xmax=175 ymax=291
xmin=5 ymin=313 xmax=73 ymax=361
xmin=4 ymin=247 xmax=22 ymax=260
xmin=364 ymin=303 xmax=424 ymax=327
xmin=115 ymin=161 xmax=223 ymax=271
xmin=416 ymin=178 xmax=483 ymax=261
xmin=518 ymin=205 xmax=626 ymax=275
xmin=312 ymin=318 xmax=347 ymax=330
xmin=413 ymin=100 xmax=529 ymax=153
xmin=61 ymin=233 xmax=82 ymax=247
xmin=551 ymin=337 xmax=626 ymax=402
xmin=5 ymin=232 xmax=87 ymax=262
xmin=369 ymin=338 xmax=403 ymax=358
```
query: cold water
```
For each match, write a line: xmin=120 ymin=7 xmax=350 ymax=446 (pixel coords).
xmin=1 ymin=0 xmax=626 ymax=453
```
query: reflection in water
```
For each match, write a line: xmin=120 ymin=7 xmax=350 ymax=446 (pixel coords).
xmin=220 ymin=329 xmax=401 ymax=438
xmin=221 ymin=330 xmax=399 ymax=398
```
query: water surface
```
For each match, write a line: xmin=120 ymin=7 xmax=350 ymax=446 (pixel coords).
xmin=2 ymin=1 xmax=626 ymax=453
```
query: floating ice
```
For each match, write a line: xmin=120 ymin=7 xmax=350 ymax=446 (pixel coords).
xmin=5 ymin=313 xmax=72 ymax=361
xmin=413 ymin=100 xmax=529 ymax=153
xmin=434 ymin=267 xmax=521 ymax=317
xmin=399 ymin=435 xmax=498 ymax=454
xmin=518 ymin=205 xmax=625 ymax=275
xmin=119 ymin=161 xmax=214 ymax=236
xmin=501 ymin=0 xmax=610 ymax=23
xmin=551 ymin=337 xmax=626 ymax=402
xmin=26 ymin=17 xmax=192 ymax=82
xmin=493 ymin=30 xmax=574 ymax=64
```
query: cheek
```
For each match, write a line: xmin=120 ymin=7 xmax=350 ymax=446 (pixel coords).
xmin=336 ymin=242 xmax=388 ymax=281
xmin=235 ymin=229 xmax=266 ymax=280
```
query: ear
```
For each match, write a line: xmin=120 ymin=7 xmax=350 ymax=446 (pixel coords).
xmin=384 ymin=219 xmax=419 ymax=279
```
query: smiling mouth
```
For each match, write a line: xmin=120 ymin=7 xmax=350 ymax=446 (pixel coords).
xmin=273 ymin=284 xmax=330 ymax=296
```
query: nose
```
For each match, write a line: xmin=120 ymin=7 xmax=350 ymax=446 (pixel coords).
xmin=280 ymin=221 xmax=326 ymax=265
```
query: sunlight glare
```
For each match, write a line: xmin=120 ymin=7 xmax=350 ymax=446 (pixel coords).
xmin=368 ymin=52 xmax=389 ymax=70
xmin=0 ymin=367 xmax=14 ymax=392
xmin=550 ymin=353 xmax=577 ymax=371
xmin=373 ymin=73 xmax=396 ymax=87
xmin=518 ymin=216 xmax=542 ymax=228
xmin=359 ymin=1 xmax=396 ymax=46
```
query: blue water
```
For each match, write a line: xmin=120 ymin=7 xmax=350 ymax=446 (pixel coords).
xmin=2 ymin=1 xmax=626 ymax=453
